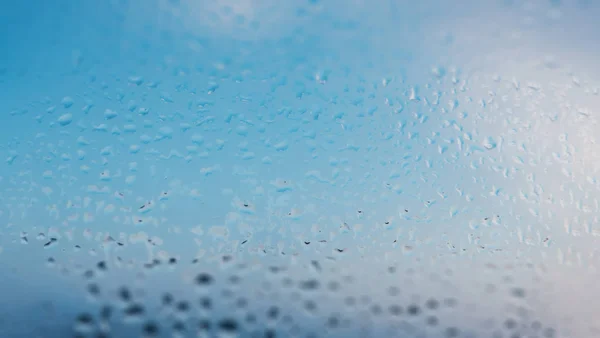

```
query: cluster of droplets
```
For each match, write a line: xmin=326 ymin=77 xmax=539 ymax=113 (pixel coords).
xmin=47 ymin=237 xmax=560 ymax=338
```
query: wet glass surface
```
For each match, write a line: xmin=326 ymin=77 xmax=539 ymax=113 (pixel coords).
xmin=1 ymin=1 xmax=600 ymax=337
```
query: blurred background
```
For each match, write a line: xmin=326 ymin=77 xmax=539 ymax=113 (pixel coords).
xmin=1 ymin=0 xmax=600 ymax=337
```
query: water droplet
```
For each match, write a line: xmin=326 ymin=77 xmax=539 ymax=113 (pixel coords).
xmin=58 ymin=113 xmax=73 ymax=126
xmin=195 ymin=273 xmax=214 ymax=286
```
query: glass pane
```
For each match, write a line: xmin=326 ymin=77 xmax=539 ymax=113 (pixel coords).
xmin=1 ymin=1 xmax=599 ymax=337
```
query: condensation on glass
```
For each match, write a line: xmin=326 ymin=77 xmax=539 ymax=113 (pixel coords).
xmin=0 ymin=0 xmax=599 ymax=337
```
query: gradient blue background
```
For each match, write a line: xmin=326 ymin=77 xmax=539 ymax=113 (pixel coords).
xmin=1 ymin=0 xmax=600 ymax=337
